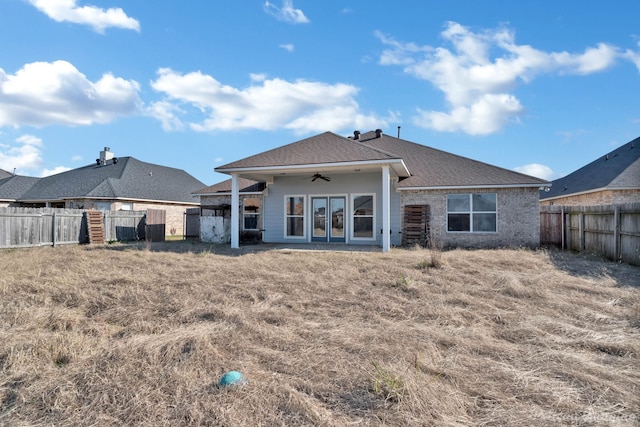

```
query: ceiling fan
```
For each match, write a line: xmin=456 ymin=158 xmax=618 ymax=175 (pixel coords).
xmin=305 ymin=172 xmax=330 ymax=182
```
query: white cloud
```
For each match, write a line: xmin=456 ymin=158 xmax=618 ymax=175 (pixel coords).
xmin=0 ymin=134 xmax=44 ymax=173
xmin=264 ymin=0 xmax=309 ymax=24
xmin=150 ymin=68 xmax=387 ymax=134
xmin=378 ymin=22 xmax=623 ymax=135
xmin=279 ymin=43 xmax=295 ymax=52
xmin=40 ymin=166 xmax=72 ymax=177
xmin=146 ymin=100 xmax=185 ymax=132
xmin=0 ymin=60 xmax=142 ymax=128
xmin=414 ymin=93 xmax=523 ymax=135
xmin=514 ymin=163 xmax=557 ymax=181
xmin=622 ymin=41 xmax=640 ymax=72
xmin=28 ymin=0 xmax=140 ymax=33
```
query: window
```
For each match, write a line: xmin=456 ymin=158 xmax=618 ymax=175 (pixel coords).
xmin=243 ymin=197 xmax=260 ymax=230
xmin=285 ymin=196 xmax=305 ymax=237
xmin=352 ymin=194 xmax=374 ymax=239
xmin=94 ymin=201 xmax=111 ymax=211
xmin=120 ymin=202 xmax=133 ymax=211
xmin=447 ymin=193 xmax=496 ymax=232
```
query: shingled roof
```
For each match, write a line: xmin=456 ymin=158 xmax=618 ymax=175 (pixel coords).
xmin=193 ymin=177 xmax=265 ymax=195
xmin=0 ymin=174 xmax=41 ymax=203
xmin=541 ymin=136 xmax=640 ymax=200
xmin=215 ymin=130 xmax=548 ymax=189
xmin=18 ymin=157 xmax=204 ymax=204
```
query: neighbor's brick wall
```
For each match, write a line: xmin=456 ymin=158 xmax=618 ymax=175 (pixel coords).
xmin=132 ymin=202 xmax=194 ymax=236
xmin=401 ymin=187 xmax=541 ymax=248
xmin=540 ymin=190 xmax=640 ymax=206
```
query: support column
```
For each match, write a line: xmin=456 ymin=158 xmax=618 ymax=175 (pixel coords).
xmin=230 ymin=173 xmax=239 ymax=249
xmin=381 ymin=165 xmax=390 ymax=252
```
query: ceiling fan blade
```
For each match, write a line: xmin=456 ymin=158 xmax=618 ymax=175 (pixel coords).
xmin=321 ymin=176 xmax=330 ymax=181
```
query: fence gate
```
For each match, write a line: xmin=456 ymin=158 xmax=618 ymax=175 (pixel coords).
xmin=185 ymin=208 xmax=200 ymax=238
xmin=145 ymin=209 xmax=166 ymax=242
xmin=402 ymin=204 xmax=431 ymax=247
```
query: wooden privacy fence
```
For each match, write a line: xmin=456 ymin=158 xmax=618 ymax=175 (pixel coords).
xmin=0 ymin=207 xmax=162 ymax=249
xmin=540 ymin=203 xmax=640 ymax=265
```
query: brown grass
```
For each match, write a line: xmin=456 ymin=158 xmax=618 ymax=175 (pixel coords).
xmin=1 ymin=242 xmax=639 ymax=426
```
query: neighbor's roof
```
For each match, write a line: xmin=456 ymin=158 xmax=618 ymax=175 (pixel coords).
xmin=193 ymin=178 xmax=266 ymax=195
xmin=18 ymin=157 xmax=205 ymax=204
xmin=0 ymin=169 xmax=13 ymax=179
xmin=541 ymin=136 xmax=640 ymax=200
xmin=216 ymin=130 xmax=549 ymax=189
xmin=0 ymin=174 xmax=41 ymax=202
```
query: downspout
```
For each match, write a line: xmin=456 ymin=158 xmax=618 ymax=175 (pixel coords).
xmin=381 ymin=165 xmax=390 ymax=252
xmin=231 ymin=173 xmax=239 ymax=249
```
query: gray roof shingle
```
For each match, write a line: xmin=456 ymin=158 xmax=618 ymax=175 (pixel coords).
xmin=216 ymin=130 xmax=548 ymax=188
xmin=542 ymin=136 xmax=640 ymax=200
xmin=0 ymin=175 xmax=41 ymax=201
xmin=19 ymin=157 xmax=205 ymax=203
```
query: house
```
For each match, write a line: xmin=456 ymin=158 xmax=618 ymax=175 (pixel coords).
xmin=14 ymin=148 xmax=205 ymax=236
xmin=540 ymin=136 xmax=640 ymax=206
xmin=208 ymin=130 xmax=549 ymax=251
xmin=0 ymin=169 xmax=40 ymax=208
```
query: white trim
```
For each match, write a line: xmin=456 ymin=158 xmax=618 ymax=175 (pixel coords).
xmin=350 ymin=193 xmax=376 ymax=241
xmin=540 ymin=186 xmax=640 ymax=202
xmin=284 ymin=194 xmax=307 ymax=240
xmin=231 ymin=174 xmax=239 ymax=249
xmin=195 ymin=191 xmax=263 ymax=197
xmin=217 ymin=159 xmax=410 ymax=177
xmin=21 ymin=196 xmax=200 ymax=205
xmin=399 ymin=183 xmax=547 ymax=191
xmin=310 ymin=194 xmax=348 ymax=242
xmin=381 ymin=165 xmax=390 ymax=252
xmin=446 ymin=192 xmax=498 ymax=233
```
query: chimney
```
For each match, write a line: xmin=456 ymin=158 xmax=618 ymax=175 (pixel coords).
xmin=375 ymin=129 xmax=383 ymax=138
xmin=352 ymin=130 xmax=360 ymax=140
xmin=99 ymin=147 xmax=115 ymax=165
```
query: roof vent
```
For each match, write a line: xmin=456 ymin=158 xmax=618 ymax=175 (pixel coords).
xmin=375 ymin=129 xmax=383 ymax=138
xmin=352 ymin=130 xmax=360 ymax=140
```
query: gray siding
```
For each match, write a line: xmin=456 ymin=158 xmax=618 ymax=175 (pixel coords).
xmin=263 ymin=172 xmax=402 ymax=246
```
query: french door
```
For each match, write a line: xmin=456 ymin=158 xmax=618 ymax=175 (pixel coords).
xmin=311 ymin=196 xmax=345 ymax=242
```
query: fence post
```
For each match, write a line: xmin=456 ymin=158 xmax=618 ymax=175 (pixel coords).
xmin=579 ymin=211 xmax=585 ymax=252
xmin=613 ymin=205 xmax=620 ymax=261
xmin=52 ymin=211 xmax=57 ymax=248
xmin=561 ymin=206 xmax=565 ymax=250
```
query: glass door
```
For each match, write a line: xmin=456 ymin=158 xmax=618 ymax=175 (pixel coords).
xmin=312 ymin=197 xmax=345 ymax=242
xmin=312 ymin=197 xmax=327 ymax=242
xmin=329 ymin=197 xmax=345 ymax=242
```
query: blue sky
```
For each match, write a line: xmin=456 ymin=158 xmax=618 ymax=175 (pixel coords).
xmin=1 ymin=0 xmax=639 ymax=185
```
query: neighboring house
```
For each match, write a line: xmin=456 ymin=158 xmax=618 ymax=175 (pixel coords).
xmin=14 ymin=148 xmax=205 ymax=236
xmin=210 ymin=130 xmax=549 ymax=252
xmin=0 ymin=169 xmax=40 ymax=208
xmin=540 ymin=136 xmax=640 ymax=206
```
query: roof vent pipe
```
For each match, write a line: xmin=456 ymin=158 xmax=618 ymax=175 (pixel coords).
xmin=375 ymin=129 xmax=382 ymax=138
xmin=353 ymin=130 xmax=360 ymax=140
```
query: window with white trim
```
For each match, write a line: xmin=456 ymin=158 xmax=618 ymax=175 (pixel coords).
xmin=447 ymin=193 xmax=497 ymax=232
xmin=352 ymin=194 xmax=374 ymax=239
xmin=284 ymin=196 xmax=305 ymax=237
xmin=243 ymin=197 xmax=260 ymax=230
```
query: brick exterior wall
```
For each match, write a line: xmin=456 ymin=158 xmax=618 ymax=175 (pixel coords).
xmin=540 ymin=190 xmax=640 ymax=206
xmin=400 ymin=187 xmax=541 ymax=248
xmin=64 ymin=199 xmax=197 ymax=237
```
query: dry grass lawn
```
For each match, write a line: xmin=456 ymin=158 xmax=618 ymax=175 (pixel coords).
xmin=1 ymin=242 xmax=639 ymax=426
